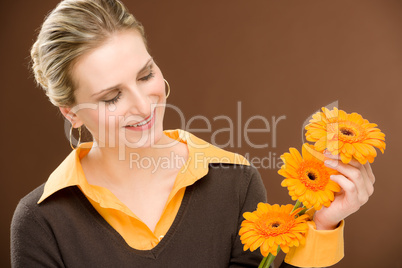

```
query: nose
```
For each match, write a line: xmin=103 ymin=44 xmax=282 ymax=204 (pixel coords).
xmin=125 ymin=84 xmax=151 ymax=118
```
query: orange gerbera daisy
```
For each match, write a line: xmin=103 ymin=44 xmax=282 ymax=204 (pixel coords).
xmin=305 ymin=107 xmax=386 ymax=164
xmin=278 ymin=144 xmax=341 ymax=210
xmin=239 ymin=203 xmax=309 ymax=257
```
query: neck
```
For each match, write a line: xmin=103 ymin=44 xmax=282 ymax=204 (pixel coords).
xmin=81 ymin=133 xmax=187 ymax=187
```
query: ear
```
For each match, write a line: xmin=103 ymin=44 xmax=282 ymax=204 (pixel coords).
xmin=59 ymin=106 xmax=84 ymax=128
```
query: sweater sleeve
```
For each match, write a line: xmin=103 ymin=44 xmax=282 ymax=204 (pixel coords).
xmin=10 ymin=200 xmax=65 ymax=268
xmin=229 ymin=166 xmax=267 ymax=267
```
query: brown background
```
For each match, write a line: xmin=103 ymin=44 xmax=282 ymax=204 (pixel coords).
xmin=1 ymin=0 xmax=401 ymax=267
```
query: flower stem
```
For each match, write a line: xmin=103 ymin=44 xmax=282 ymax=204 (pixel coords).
xmin=291 ymin=200 xmax=301 ymax=213
xmin=258 ymin=256 xmax=268 ymax=268
xmin=298 ymin=207 xmax=308 ymax=216
xmin=260 ymin=246 xmax=281 ymax=268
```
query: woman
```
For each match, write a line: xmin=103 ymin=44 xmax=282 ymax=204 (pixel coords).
xmin=11 ymin=0 xmax=375 ymax=267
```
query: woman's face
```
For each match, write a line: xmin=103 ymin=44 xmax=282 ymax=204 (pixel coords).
xmin=62 ymin=30 xmax=166 ymax=149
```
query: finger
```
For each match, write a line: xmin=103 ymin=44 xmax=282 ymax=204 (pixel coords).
xmin=329 ymin=175 xmax=360 ymax=212
xmin=324 ymin=151 xmax=361 ymax=170
xmin=343 ymin=157 xmax=363 ymax=170
xmin=363 ymin=162 xmax=375 ymax=184
xmin=324 ymin=159 xmax=359 ymax=180
xmin=323 ymin=151 xmax=341 ymax=161
xmin=348 ymin=159 xmax=373 ymax=195
xmin=340 ymin=159 xmax=374 ymax=196
xmin=325 ymin=159 xmax=371 ymax=203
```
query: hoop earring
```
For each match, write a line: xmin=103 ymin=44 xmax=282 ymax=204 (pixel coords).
xmin=70 ymin=125 xmax=82 ymax=150
xmin=164 ymin=79 xmax=170 ymax=99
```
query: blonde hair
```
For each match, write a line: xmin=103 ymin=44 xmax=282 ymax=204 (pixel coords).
xmin=31 ymin=0 xmax=147 ymax=107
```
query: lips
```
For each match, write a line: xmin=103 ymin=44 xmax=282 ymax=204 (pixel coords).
xmin=124 ymin=108 xmax=156 ymax=128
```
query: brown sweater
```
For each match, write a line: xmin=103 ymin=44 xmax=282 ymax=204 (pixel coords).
xmin=11 ymin=163 xmax=296 ymax=268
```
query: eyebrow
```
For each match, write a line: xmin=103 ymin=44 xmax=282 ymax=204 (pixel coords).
xmin=91 ymin=57 xmax=154 ymax=97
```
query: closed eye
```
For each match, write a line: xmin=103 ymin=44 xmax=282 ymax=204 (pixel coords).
xmin=139 ymin=71 xmax=155 ymax=81
xmin=104 ymin=91 xmax=122 ymax=105
xmin=103 ymin=68 xmax=154 ymax=104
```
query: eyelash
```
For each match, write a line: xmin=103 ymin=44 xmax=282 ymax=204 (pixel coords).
xmin=104 ymin=91 xmax=122 ymax=105
xmin=139 ymin=71 xmax=155 ymax=81
xmin=104 ymin=70 xmax=155 ymax=105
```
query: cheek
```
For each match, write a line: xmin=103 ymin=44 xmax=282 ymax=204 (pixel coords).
xmin=77 ymin=109 xmax=104 ymax=130
xmin=150 ymin=67 xmax=166 ymax=97
xmin=149 ymin=77 xmax=165 ymax=98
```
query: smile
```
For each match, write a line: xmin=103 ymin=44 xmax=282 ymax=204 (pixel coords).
xmin=124 ymin=108 xmax=156 ymax=131
xmin=127 ymin=112 xmax=154 ymax=127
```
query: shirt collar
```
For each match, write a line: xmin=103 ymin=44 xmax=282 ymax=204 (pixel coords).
xmin=38 ymin=129 xmax=249 ymax=204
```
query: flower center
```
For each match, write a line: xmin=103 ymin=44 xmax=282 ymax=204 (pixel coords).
xmin=297 ymin=160 xmax=329 ymax=191
xmin=271 ymin=222 xmax=281 ymax=228
xmin=307 ymin=172 xmax=316 ymax=181
xmin=326 ymin=120 xmax=367 ymax=143
xmin=256 ymin=213 xmax=294 ymax=237
xmin=340 ymin=127 xmax=355 ymax=136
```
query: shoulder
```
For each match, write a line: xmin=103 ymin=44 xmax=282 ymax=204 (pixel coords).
xmin=194 ymin=163 xmax=267 ymax=207
xmin=20 ymin=183 xmax=45 ymax=203
xmin=11 ymin=184 xmax=82 ymax=231
xmin=178 ymin=129 xmax=264 ymax=193
xmin=13 ymin=184 xmax=46 ymax=217
xmin=14 ymin=183 xmax=76 ymax=212
xmin=11 ymin=185 xmax=80 ymax=267
xmin=207 ymin=162 xmax=261 ymax=186
xmin=11 ymin=184 xmax=51 ymax=243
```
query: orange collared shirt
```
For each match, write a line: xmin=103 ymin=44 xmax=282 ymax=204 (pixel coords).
xmin=38 ymin=129 xmax=250 ymax=250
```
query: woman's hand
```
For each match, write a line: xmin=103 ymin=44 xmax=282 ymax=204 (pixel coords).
xmin=313 ymin=151 xmax=375 ymax=230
